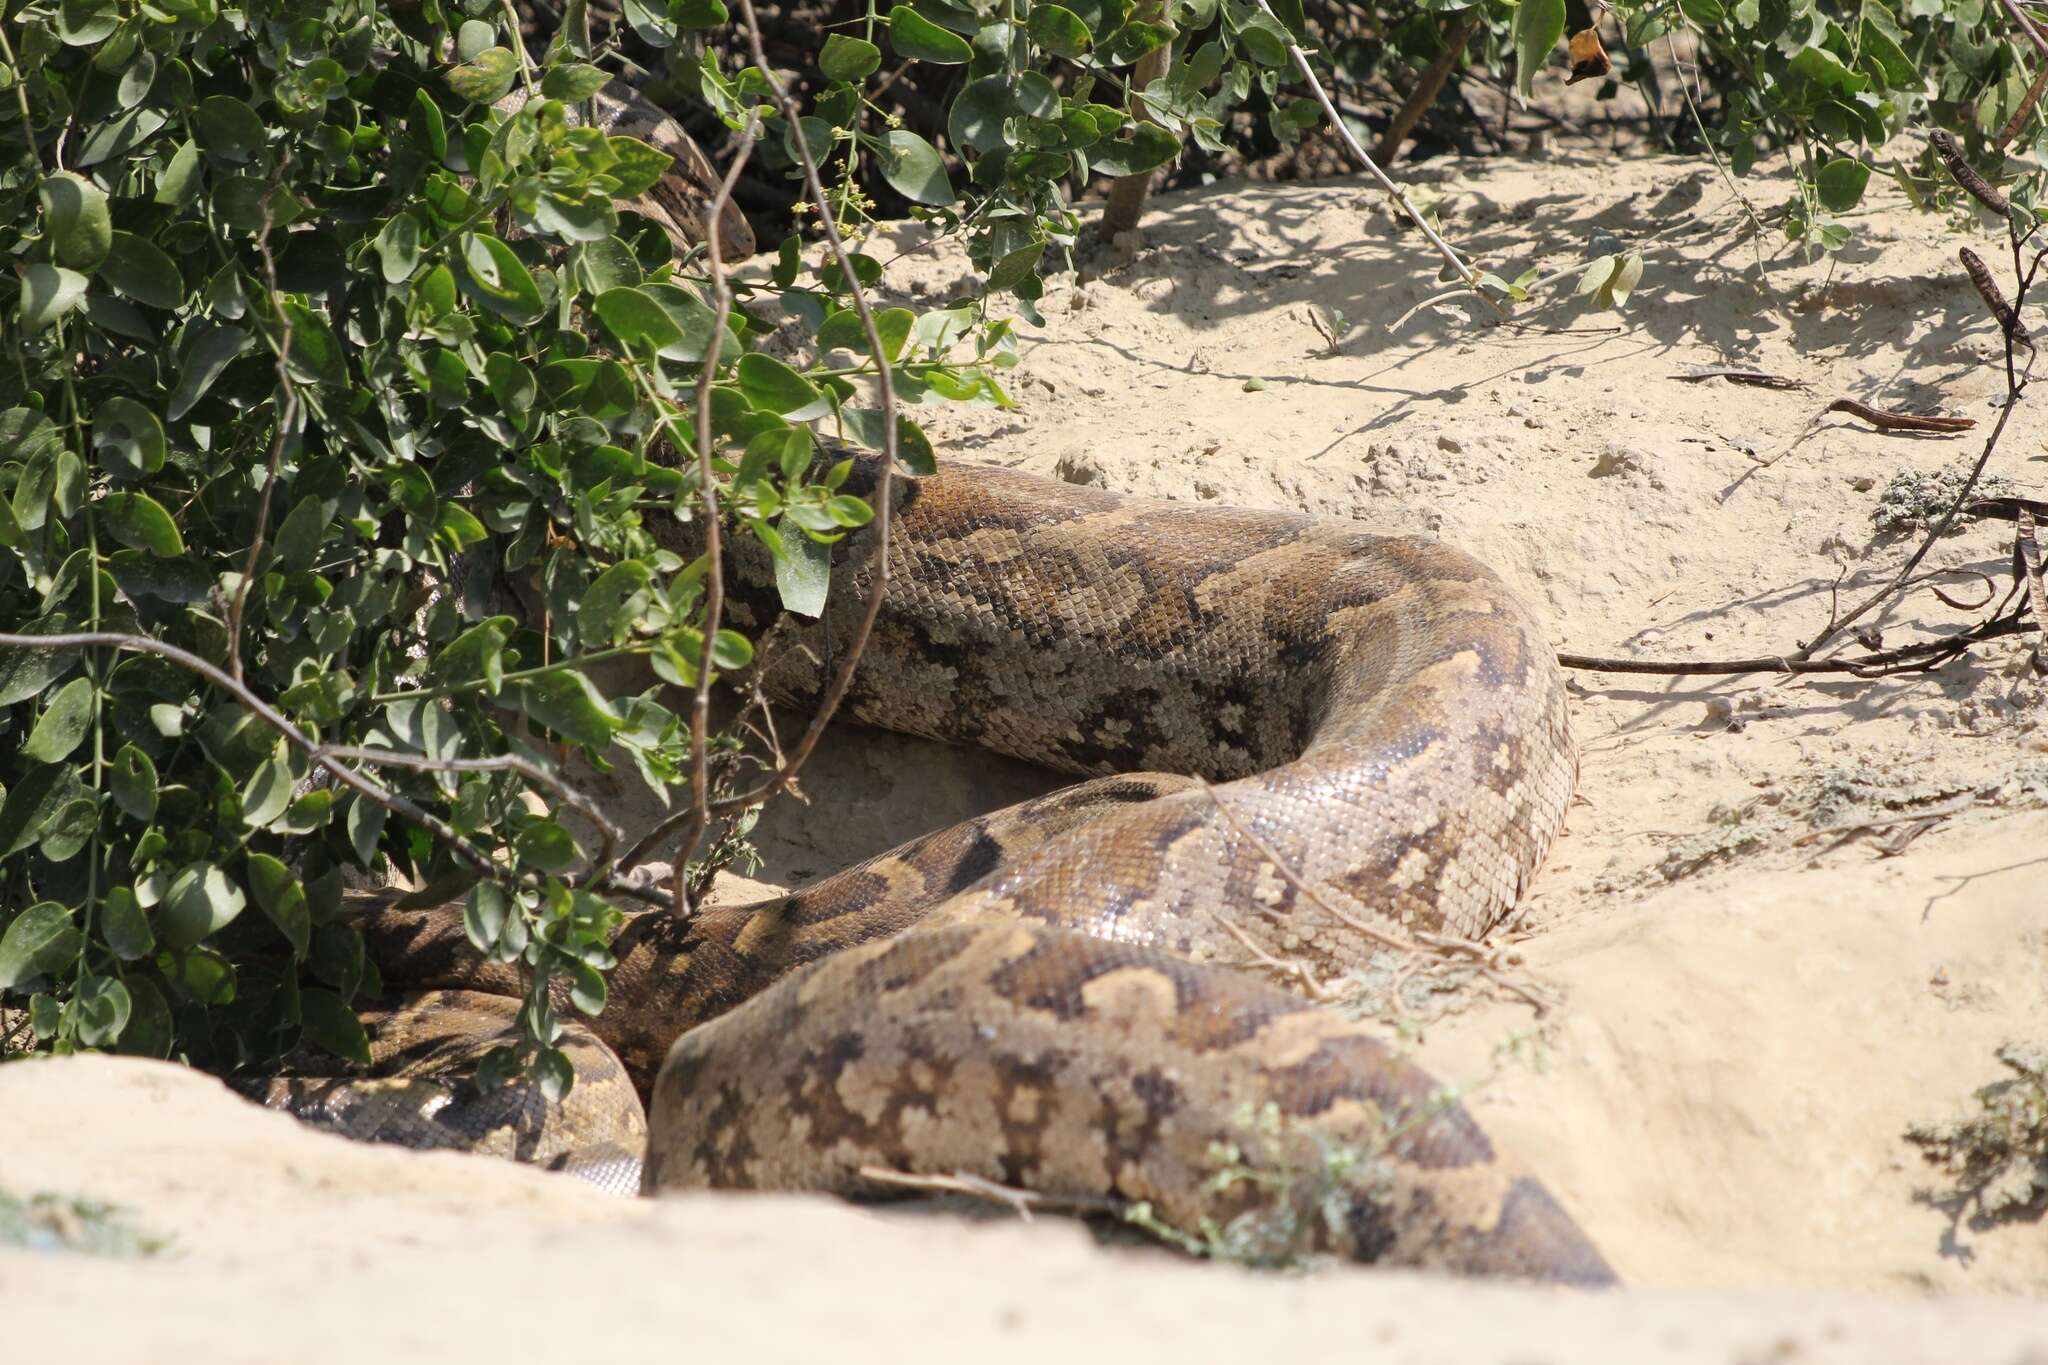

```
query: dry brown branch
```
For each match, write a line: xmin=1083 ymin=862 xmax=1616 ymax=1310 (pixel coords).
xmin=225 ymin=154 xmax=299 ymax=684
xmin=1372 ymin=12 xmax=1483 ymax=165
xmin=1825 ymin=397 xmax=1979 ymax=433
xmin=703 ymin=0 xmax=901 ymax=827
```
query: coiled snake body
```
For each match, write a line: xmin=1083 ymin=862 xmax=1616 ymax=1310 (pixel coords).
xmin=258 ymin=456 xmax=1612 ymax=1284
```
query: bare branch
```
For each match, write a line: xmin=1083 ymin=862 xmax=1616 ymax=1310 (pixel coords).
xmin=225 ymin=153 xmax=300 ymax=684
xmin=706 ymin=0 xmax=901 ymax=821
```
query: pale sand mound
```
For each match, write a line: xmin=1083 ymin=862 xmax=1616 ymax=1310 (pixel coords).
xmin=7 ymin=153 xmax=2048 ymax=1356
xmin=4 ymin=1057 xmax=2046 ymax=1362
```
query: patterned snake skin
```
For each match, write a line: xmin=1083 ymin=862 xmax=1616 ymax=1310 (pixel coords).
xmin=252 ymin=84 xmax=1608 ymax=1281
xmin=266 ymin=457 xmax=1608 ymax=1284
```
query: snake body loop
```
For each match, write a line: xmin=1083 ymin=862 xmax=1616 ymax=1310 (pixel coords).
xmin=266 ymin=458 xmax=1607 ymax=1283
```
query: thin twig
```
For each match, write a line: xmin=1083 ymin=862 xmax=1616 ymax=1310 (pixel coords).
xmin=1824 ymin=398 xmax=1976 ymax=433
xmin=1244 ymin=0 xmax=1503 ymax=316
xmin=324 ymin=745 xmax=623 ymax=876
xmin=225 ymin=153 xmax=299 ymax=683
xmin=706 ymin=0 xmax=899 ymax=821
xmin=855 ymin=1165 xmax=1123 ymax=1219
xmin=0 ymin=631 xmax=666 ymax=908
xmin=1557 ymin=614 xmax=2035 ymax=677
xmin=643 ymin=112 xmax=760 ymax=915
xmin=1372 ymin=12 xmax=1482 ymax=165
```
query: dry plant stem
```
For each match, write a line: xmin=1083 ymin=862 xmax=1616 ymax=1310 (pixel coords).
xmin=1371 ymin=12 xmax=1482 ymax=165
xmin=1244 ymin=0 xmax=1502 ymax=315
xmin=224 ymin=162 xmax=299 ymax=684
xmin=632 ymin=116 xmax=760 ymax=914
xmin=2018 ymin=509 xmax=2048 ymax=670
xmin=855 ymin=1165 xmax=1124 ymax=1219
xmin=1824 ymin=398 xmax=1977 ymax=433
xmin=0 ymin=631 xmax=666 ymax=908
xmin=1557 ymin=615 xmax=2035 ymax=677
xmin=2000 ymin=0 xmax=2048 ymax=60
xmin=1100 ymin=6 xmax=1171 ymax=239
xmin=707 ymin=0 xmax=900 ymax=823
xmin=1999 ymin=61 xmax=2048 ymax=149
xmin=1797 ymin=250 xmax=2036 ymax=659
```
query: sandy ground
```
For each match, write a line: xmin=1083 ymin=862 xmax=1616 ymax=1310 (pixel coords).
xmin=7 ymin=150 xmax=2048 ymax=1356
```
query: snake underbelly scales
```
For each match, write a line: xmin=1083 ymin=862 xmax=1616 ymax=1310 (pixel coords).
xmin=253 ymin=453 xmax=1613 ymax=1285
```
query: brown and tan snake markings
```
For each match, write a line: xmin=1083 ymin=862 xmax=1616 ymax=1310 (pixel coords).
xmin=263 ymin=454 xmax=1614 ymax=1285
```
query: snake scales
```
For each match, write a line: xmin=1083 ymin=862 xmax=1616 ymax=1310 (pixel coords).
xmin=250 ymin=80 xmax=1609 ymax=1282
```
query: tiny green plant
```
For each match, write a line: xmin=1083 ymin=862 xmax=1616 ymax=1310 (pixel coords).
xmin=1906 ymin=1041 xmax=2048 ymax=1229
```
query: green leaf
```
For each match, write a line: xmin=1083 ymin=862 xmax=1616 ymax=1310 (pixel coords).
xmin=158 ymin=862 xmax=248 ymax=948
xmin=464 ymin=883 xmax=510 ymax=955
xmin=816 ymin=306 xmax=915 ymax=360
xmin=0 ymin=764 xmax=78 ymax=856
xmin=101 ymin=887 xmax=155 ymax=961
xmin=1511 ymin=0 xmax=1566 ymax=97
xmin=447 ymin=47 xmax=521 ymax=103
xmin=639 ymin=282 xmax=741 ymax=363
xmin=272 ymin=494 xmax=332 ymax=574
xmin=247 ymin=852 xmax=311 ymax=959
xmin=0 ymin=903 xmax=82 ymax=990
xmin=23 ymin=676 xmax=94 ymax=763
xmin=40 ymin=171 xmax=113 ymax=271
xmin=101 ymin=490 xmax=185 ymax=557
xmin=281 ymin=298 xmax=346 ymax=383
xmin=1815 ymin=157 xmax=1872 ymax=213
xmin=76 ymin=107 xmax=165 ymax=167
xmin=838 ymin=408 xmax=937 ymax=474
xmin=1089 ymin=122 xmax=1180 ymax=176
xmin=38 ymin=796 xmax=96 ymax=863
xmin=1607 ymin=249 xmax=1644 ymax=307
xmin=241 ymin=750 xmax=295 ymax=829
xmin=543 ymin=62 xmax=611 ymax=101
xmin=738 ymin=353 xmax=824 ymax=414
xmin=0 ymin=617 xmax=81 ymax=707
xmin=890 ymin=7 xmax=974 ymax=62
xmin=950 ymin=76 xmax=1015 ymax=155
xmin=514 ymin=820 xmax=579 ymax=873
xmin=820 ymin=34 xmax=883 ymax=81
xmin=92 ymin=395 xmax=167 ymax=479
xmin=458 ymin=233 xmax=546 ymax=323
xmin=594 ymin=286 xmax=686 ymax=353
xmin=167 ymin=323 xmax=252 ymax=421
xmin=580 ymin=559 xmax=654 ymax=645
xmin=516 ymin=669 xmax=623 ymax=748
xmin=101 ymin=230 xmax=184 ymax=308
xmin=775 ymin=520 xmax=833 ymax=616
xmin=602 ymin=136 xmax=674 ymax=198
xmin=153 ymin=140 xmax=203 ymax=207
xmin=878 ymin=129 xmax=955 ymax=205
xmin=110 ymin=744 xmax=159 ymax=822
xmin=375 ymin=211 xmax=422 ymax=284
xmin=346 ymin=793 xmax=388 ymax=866
xmin=72 ymin=975 xmax=131 ymax=1047
xmin=568 ymin=960 xmax=606 ymax=1015
xmin=20 ymin=264 xmax=88 ymax=332
xmin=300 ymin=988 xmax=372 ymax=1065
xmin=194 ymin=94 xmax=267 ymax=163
xmin=674 ymin=0 xmax=729 ymax=27
xmin=1027 ymin=4 xmax=1093 ymax=58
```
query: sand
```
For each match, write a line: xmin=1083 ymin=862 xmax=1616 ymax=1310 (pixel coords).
xmin=6 ymin=148 xmax=2047 ymax=1358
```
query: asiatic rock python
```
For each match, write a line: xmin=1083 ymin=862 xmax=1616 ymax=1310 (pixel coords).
xmin=252 ymin=82 xmax=1611 ymax=1283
